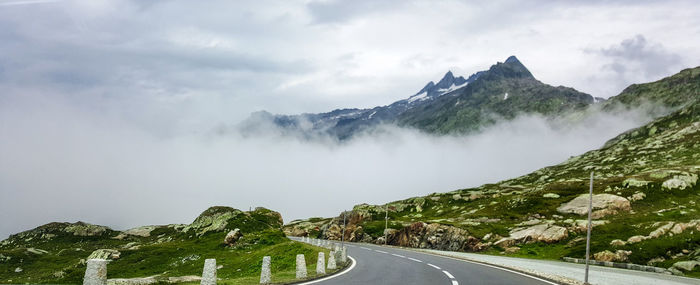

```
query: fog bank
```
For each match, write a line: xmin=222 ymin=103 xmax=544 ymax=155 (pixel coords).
xmin=0 ymin=94 xmax=653 ymax=239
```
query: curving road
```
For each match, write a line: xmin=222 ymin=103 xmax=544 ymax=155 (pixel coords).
xmin=291 ymin=237 xmax=556 ymax=285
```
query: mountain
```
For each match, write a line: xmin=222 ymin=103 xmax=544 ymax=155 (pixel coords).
xmin=0 ymin=207 xmax=337 ymax=283
xmin=238 ymin=56 xmax=596 ymax=139
xmin=283 ymin=66 xmax=700 ymax=277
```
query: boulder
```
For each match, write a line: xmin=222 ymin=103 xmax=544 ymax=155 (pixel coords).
xmin=594 ymin=250 xmax=631 ymax=262
xmin=672 ymin=260 xmax=700 ymax=271
xmin=627 ymin=235 xmax=647 ymax=244
xmin=224 ymin=228 xmax=242 ymax=246
xmin=662 ymin=174 xmax=698 ymax=190
xmin=542 ymin=193 xmax=560 ymax=199
xmin=610 ymin=239 xmax=626 ymax=247
xmin=508 ymin=224 xmax=568 ymax=243
xmin=556 ymin=194 xmax=631 ymax=219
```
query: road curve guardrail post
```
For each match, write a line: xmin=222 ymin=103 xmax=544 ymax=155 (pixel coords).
xmin=316 ymin=252 xmax=326 ymax=274
xmin=83 ymin=259 xmax=107 ymax=285
xmin=201 ymin=258 xmax=216 ymax=285
xmin=296 ymin=254 xmax=307 ymax=279
xmin=260 ymin=256 xmax=271 ymax=284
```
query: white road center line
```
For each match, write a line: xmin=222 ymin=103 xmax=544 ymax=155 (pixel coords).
xmin=375 ymin=250 xmax=388 ymax=254
xmin=391 ymin=253 xmax=406 ymax=258
xmin=428 ymin=263 xmax=441 ymax=270
xmin=360 ymin=247 xmax=371 ymax=250
xmin=443 ymin=270 xmax=455 ymax=279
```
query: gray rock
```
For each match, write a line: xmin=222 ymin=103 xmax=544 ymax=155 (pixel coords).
xmin=260 ymin=256 xmax=271 ymax=284
xmin=316 ymin=252 xmax=326 ymax=274
xmin=327 ymin=251 xmax=337 ymax=270
xmin=83 ymin=259 xmax=107 ymax=285
xmin=200 ymin=259 xmax=216 ymax=285
xmin=673 ymin=260 xmax=700 ymax=271
xmin=296 ymin=254 xmax=307 ymax=279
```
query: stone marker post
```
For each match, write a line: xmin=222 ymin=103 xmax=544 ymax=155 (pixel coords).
xmin=201 ymin=259 xmax=216 ymax=285
xmin=316 ymin=252 xmax=326 ymax=274
xmin=341 ymin=246 xmax=347 ymax=263
xmin=83 ymin=259 xmax=107 ymax=285
xmin=327 ymin=251 xmax=337 ymax=270
xmin=296 ymin=254 xmax=307 ymax=279
xmin=260 ymin=256 xmax=271 ymax=284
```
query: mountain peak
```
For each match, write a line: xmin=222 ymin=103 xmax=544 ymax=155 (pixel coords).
xmin=483 ymin=55 xmax=534 ymax=80
xmin=505 ymin=55 xmax=520 ymax=64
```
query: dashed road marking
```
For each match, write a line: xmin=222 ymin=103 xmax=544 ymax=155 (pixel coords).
xmin=427 ymin=263 xmax=441 ymax=270
xmin=391 ymin=253 xmax=406 ymax=258
xmin=451 ymin=281 xmax=459 ymax=285
xmin=375 ymin=250 xmax=388 ymax=254
xmin=443 ymin=270 xmax=455 ymax=279
xmin=407 ymin=257 xmax=422 ymax=263
xmin=360 ymin=247 xmax=372 ymax=250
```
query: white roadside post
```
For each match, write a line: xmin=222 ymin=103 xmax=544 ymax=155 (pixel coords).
xmin=201 ymin=259 xmax=217 ymax=285
xmin=327 ymin=251 xmax=337 ymax=270
xmin=316 ymin=252 xmax=326 ymax=275
xmin=296 ymin=254 xmax=307 ymax=279
xmin=585 ymin=171 xmax=594 ymax=285
xmin=260 ymin=256 xmax=271 ymax=284
xmin=83 ymin=259 xmax=107 ymax=285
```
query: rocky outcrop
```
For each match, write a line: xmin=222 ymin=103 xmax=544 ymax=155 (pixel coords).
xmin=556 ymin=194 xmax=631 ymax=219
xmin=87 ymin=249 xmax=121 ymax=260
xmin=626 ymin=220 xmax=700 ymax=244
xmin=391 ymin=222 xmax=482 ymax=252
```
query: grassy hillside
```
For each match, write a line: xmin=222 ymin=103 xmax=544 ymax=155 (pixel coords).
xmin=0 ymin=207 xmax=336 ymax=284
xmin=285 ymin=66 xmax=700 ymax=277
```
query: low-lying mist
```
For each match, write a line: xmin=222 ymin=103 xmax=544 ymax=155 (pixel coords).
xmin=0 ymin=95 xmax=656 ymax=239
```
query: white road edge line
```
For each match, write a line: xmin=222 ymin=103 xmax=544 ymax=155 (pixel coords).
xmin=443 ymin=270 xmax=455 ymax=279
xmin=296 ymin=256 xmax=357 ymax=285
xmin=428 ymin=263 xmax=441 ymax=270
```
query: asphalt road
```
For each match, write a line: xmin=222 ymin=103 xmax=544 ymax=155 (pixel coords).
xmin=291 ymin=238 xmax=555 ymax=285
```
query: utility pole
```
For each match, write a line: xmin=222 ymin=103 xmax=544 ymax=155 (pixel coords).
xmin=585 ymin=171 xmax=594 ymax=285
xmin=341 ymin=210 xmax=346 ymax=247
xmin=384 ymin=204 xmax=389 ymax=245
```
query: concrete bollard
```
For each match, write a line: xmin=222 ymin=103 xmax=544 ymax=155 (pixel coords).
xmin=341 ymin=246 xmax=347 ymax=263
xmin=201 ymin=259 xmax=216 ymax=285
xmin=327 ymin=251 xmax=337 ymax=270
xmin=296 ymin=254 xmax=307 ymax=279
xmin=316 ymin=252 xmax=326 ymax=275
xmin=260 ymin=256 xmax=271 ymax=284
xmin=83 ymin=259 xmax=107 ymax=285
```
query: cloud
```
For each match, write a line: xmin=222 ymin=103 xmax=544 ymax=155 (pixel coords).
xmin=586 ymin=35 xmax=684 ymax=93
xmin=0 ymin=91 xmax=655 ymax=238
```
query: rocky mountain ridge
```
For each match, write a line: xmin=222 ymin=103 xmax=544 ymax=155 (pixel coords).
xmin=238 ymin=56 xmax=598 ymax=139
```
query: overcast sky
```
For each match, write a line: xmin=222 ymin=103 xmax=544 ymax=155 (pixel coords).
xmin=1 ymin=0 xmax=699 ymax=238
